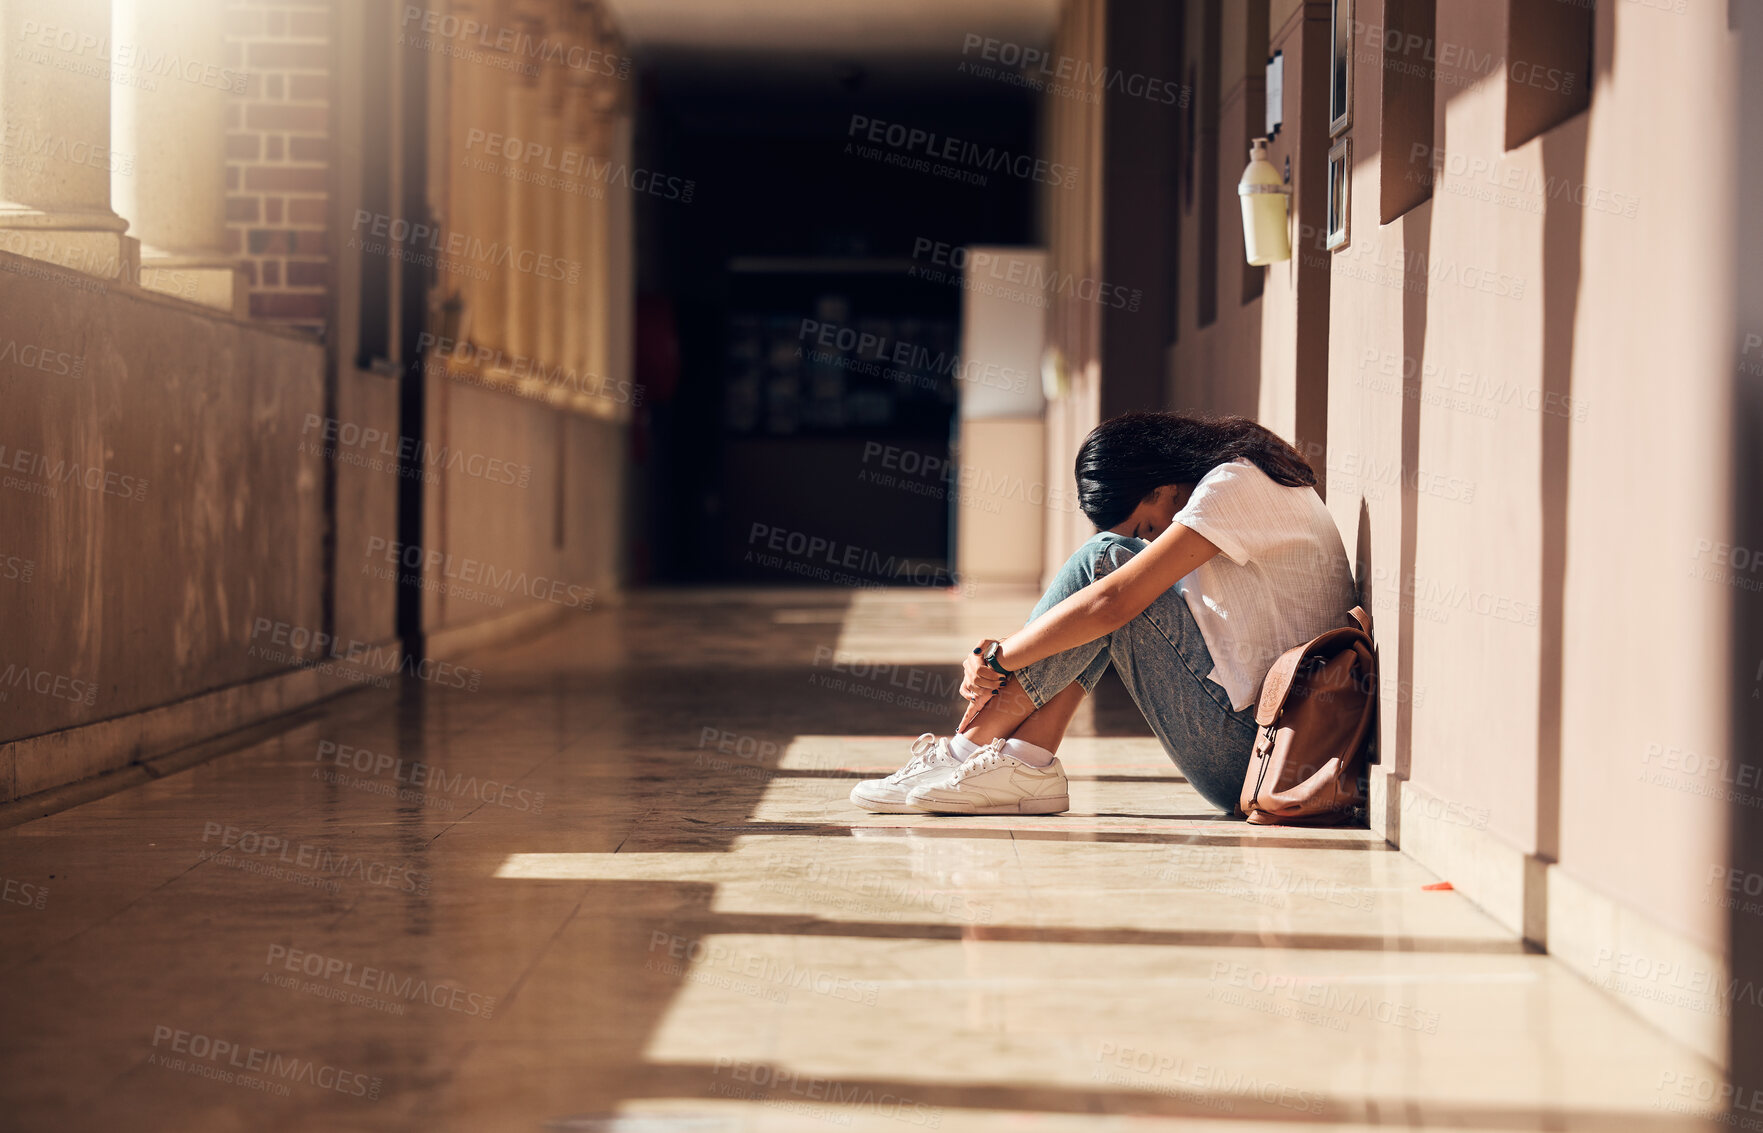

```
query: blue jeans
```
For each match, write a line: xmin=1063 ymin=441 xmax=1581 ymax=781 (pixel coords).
xmin=1012 ymin=532 xmax=1258 ymax=814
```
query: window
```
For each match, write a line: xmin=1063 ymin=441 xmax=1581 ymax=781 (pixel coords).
xmin=1504 ymin=0 xmax=1593 ymax=149
xmin=1328 ymin=0 xmax=1354 ymax=137
xmin=1380 ymin=0 xmax=1435 ymax=222
xmin=1326 ymin=137 xmax=1352 ymax=250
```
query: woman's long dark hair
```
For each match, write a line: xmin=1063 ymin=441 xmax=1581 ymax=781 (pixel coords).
xmin=1075 ymin=411 xmax=1316 ymax=530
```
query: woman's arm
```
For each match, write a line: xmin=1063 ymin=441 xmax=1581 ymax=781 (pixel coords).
xmin=993 ymin=524 xmax=1221 ymax=672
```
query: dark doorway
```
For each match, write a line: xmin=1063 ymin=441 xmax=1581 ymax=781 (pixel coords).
xmin=629 ymin=60 xmax=1041 ymax=586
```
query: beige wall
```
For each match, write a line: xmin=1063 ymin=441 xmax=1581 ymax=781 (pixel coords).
xmin=1051 ymin=0 xmax=1740 ymax=1057
xmin=1039 ymin=0 xmax=1106 ymax=580
xmin=1322 ymin=0 xmax=1733 ymax=957
xmin=0 ymin=254 xmax=327 ymax=797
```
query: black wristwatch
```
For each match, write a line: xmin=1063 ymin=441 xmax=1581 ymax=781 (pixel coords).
xmin=981 ymin=641 xmax=1014 ymax=677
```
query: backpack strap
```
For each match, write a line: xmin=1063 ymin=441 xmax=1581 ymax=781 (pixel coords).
xmin=1255 ymin=644 xmax=1306 ymax=727
xmin=1253 ymin=611 xmax=1376 ymax=727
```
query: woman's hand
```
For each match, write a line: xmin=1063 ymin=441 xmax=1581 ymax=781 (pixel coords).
xmin=961 ymin=639 xmax=1007 ymax=702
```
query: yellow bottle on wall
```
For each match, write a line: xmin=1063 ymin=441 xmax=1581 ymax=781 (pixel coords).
xmin=1238 ymin=137 xmax=1292 ymax=266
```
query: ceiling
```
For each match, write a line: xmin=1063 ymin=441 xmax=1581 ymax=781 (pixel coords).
xmin=601 ymin=0 xmax=1061 ymax=61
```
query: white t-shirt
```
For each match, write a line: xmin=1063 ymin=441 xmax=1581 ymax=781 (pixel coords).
xmin=1171 ymin=459 xmax=1357 ymax=711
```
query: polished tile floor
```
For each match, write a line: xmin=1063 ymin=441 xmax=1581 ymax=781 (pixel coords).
xmin=0 ymin=589 xmax=1726 ymax=1131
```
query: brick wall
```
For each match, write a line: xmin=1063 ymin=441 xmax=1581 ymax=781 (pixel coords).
xmin=224 ymin=0 xmax=333 ymax=333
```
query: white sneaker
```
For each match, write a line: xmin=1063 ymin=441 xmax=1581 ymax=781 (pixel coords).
xmin=907 ymin=744 xmax=1070 ymax=815
xmin=849 ymin=733 xmax=965 ymax=814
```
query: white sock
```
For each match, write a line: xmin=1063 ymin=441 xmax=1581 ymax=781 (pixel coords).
xmin=949 ymin=733 xmax=981 ymax=761
xmin=1002 ymin=738 xmax=1056 ymax=767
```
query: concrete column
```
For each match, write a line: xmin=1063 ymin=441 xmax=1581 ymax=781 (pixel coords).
xmin=956 ymin=247 xmax=1050 ymax=591
xmin=560 ymin=81 xmax=590 ymax=397
xmin=503 ymin=63 xmax=541 ymax=364
xmin=0 ymin=0 xmax=140 ymax=278
xmin=111 ymin=0 xmax=243 ymax=313
xmin=582 ymin=112 xmax=611 ymax=396
xmin=536 ymin=59 xmax=567 ymax=379
xmin=604 ymin=112 xmax=634 ymax=418
xmin=472 ymin=63 xmax=508 ymax=356
xmin=446 ymin=0 xmax=501 ymax=355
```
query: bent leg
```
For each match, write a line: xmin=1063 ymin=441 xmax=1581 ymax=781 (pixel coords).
xmin=960 ymin=533 xmax=1145 ymax=746
xmin=1106 ymin=587 xmax=1258 ymax=813
xmin=1006 ymin=533 xmax=1256 ymax=812
xmin=1006 ymin=532 xmax=1145 ymax=706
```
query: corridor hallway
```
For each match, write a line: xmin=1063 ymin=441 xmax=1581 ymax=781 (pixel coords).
xmin=0 ymin=590 xmax=1725 ymax=1132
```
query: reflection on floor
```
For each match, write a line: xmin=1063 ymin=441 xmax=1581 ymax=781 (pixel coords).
xmin=0 ymin=590 xmax=1725 ymax=1131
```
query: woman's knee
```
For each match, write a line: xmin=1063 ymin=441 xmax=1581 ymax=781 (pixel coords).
xmin=1035 ymin=533 xmax=1146 ymax=619
xmin=1085 ymin=532 xmax=1143 ymax=578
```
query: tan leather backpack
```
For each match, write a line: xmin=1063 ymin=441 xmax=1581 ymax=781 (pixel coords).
xmin=1239 ymin=607 xmax=1377 ymax=826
